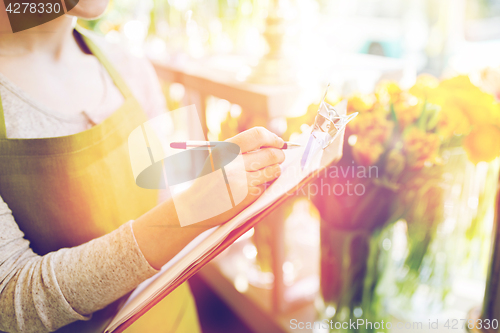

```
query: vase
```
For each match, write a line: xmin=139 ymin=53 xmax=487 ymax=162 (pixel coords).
xmin=317 ymin=223 xmax=388 ymax=333
xmin=312 ymin=167 xmax=396 ymax=333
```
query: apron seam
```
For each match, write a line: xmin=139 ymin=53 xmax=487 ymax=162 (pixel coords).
xmin=167 ymin=296 xmax=189 ymax=333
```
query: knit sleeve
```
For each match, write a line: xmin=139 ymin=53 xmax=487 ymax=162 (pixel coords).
xmin=0 ymin=197 xmax=158 ymax=333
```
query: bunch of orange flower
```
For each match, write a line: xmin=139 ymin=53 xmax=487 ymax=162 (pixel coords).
xmin=310 ymin=75 xmax=500 ymax=317
xmin=345 ymin=74 xmax=500 ymax=172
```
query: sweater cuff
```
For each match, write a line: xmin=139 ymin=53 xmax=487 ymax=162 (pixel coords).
xmin=126 ymin=220 xmax=160 ymax=276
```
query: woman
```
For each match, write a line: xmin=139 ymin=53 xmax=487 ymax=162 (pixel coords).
xmin=0 ymin=1 xmax=285 ymax=332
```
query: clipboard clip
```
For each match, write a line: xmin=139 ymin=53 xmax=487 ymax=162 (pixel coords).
xmin=300 ymin=84 xmax=358 ymax=170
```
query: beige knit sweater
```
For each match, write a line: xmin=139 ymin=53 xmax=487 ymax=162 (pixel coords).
xmin=0 ymin=35 xmax=166 ymax=332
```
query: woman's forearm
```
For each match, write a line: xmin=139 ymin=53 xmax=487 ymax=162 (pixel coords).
xmin=0 ymin=203 xmax=159 ymax=332
xmin=132 ymin=182 xmax=258 ymax=270
xmin=131 ymin=197 xmax=211 ymax=270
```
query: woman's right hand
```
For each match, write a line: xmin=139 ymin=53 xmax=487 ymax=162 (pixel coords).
xmin=174 ymin=127 xmax=286 ymax=228
xmin=133 ymin=127 xmax=286 ymax=269
xmin=227 ymin=126 xmax=286 ymax=194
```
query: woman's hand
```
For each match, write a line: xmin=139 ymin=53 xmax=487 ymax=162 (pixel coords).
xmin=133 ymin=127 xmax=286 ymax=269
xmin=174 ymin=127 xmax=286 ymax=228
xmin=227 ymin=126 xmax=285 ymax=196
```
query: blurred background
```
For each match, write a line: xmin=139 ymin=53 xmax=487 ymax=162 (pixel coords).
xmin=80 ymin=1 xmax=500 ymax=332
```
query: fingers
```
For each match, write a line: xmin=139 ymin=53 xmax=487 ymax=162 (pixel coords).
xmin=226 ymin=127 xmax=284 ymax=153
xmin=247 ymin=164 xmax=282 ymax=187
xmin=243 ymin=148 xmax=285 ymax=171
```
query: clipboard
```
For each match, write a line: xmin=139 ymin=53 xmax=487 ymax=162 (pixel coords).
xmin=105 ymin=104 xmax=347 ymax=333
xmin=117 ymin=176 xmax=332 ymax=332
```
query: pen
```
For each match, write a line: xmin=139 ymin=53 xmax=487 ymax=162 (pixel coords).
xmin=170 ymin=141 xmax=301 ymax=150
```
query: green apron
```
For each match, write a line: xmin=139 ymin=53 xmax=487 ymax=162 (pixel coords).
xmin=0 ymin=29 xmax=201 ymax=333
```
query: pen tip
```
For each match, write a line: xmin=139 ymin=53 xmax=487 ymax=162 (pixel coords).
xmin=284 ymin=142 xmax=301 ymax=149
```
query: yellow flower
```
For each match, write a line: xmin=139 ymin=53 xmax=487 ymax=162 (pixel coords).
xmin=393 ymin=100 xmax=422 ymax=129
xmin=465 ymin=95 xmax=500 ymax=126
xmin=352 ymin=139 xmax=384 ymax=166
xmin=371 ymin=102 xmax=389 ymax=116
xmin=347 ymin=94 xmax=375 ymax=113
xmin=449 ymin=88 xmax=497 ymax=126
xmin=403 ymin=128 xmax=441 ymax=169
xmin=349 ymin=112 xmax=394 ymax=143
xmin=428 ymin=74 xmax=500 ymax=135
xmin=409 ymin=74 xmax=440 ymax=100
xmin=439 ymin=75 xmax=478 ymax=90
xmin=427 ymin=75 xmax=480 ymax=106
xmin=437 ymin=102 xmax=471 ymax=138
xmin=349 ymin=112 xmax=395 ymax=166
xmin=376 ymin=81 xmax=403 ymax=104
xmin=463 ymin=125 xmax=500 ymax=164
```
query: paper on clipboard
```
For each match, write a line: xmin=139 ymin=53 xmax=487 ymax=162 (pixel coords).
xmin=104 ymin=102 xmax=349 ymax=333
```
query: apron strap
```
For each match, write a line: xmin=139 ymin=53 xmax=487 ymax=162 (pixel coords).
xmin=74 ymin=26 xmax=134 ymax=100
xmin=0 ymin=92 xmax=6 ymax=139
